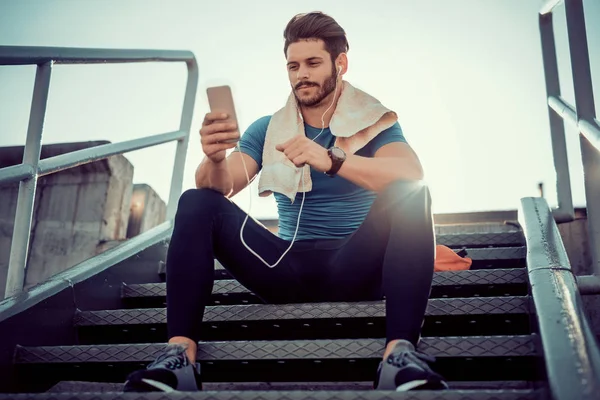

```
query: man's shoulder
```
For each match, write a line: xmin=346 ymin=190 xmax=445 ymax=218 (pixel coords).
xmin=246 ymin=115 xmax=273 ymax=136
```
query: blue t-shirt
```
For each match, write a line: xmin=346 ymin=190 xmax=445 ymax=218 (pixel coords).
xmin=238 ymin=115 xmax=407 ymax=241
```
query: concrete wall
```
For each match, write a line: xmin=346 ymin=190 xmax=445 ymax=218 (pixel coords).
xmin=126 ymin=184 xmax=167 ymax=239
xmin=0 ymin=142 xmax=134 ymax=298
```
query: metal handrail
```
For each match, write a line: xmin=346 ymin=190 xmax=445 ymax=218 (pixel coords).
xmin=0 ymin=164 xmax=36 ymax=186
xmin=519 ymin=197 xmax=600 ymax=399
xmin=0 ymin=220 xmax=173 ymax=323
xmin=539 ymin=0 xmax=600 ymax=277
xmin=548 ymin=97 xmax=600 ymax=151
xmin=38 ymin=130 xmax=187 ymax=176
xmin=0 ymin=45 xmax=198 ymax=298
xmin=540 ymin=0 xmax=564 ymax=16
xmin=0 ymin=46 xmax=195 ymax=65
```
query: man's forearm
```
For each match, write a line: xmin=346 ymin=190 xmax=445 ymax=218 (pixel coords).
xmin=336 ymin=154 xmax=423 ymax=192
xmin=195 ymin=158 xmax=233 ymax=196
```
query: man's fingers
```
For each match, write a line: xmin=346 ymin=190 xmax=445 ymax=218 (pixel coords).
xmin=204 ymin=142 xmax=237 ymax=156
xmin=202 ymin=130 xmax=240 ymax=145
xmin=292 ymin=154 xmax=308 ymax=168
xmin=203 ymin=112 xmax=229 ymax=126
xmin=285 ymin=146 xmax=303 ymax=162
xmin=276 ymin=141 xmax=288 ymax=152
xmin=277 ymin=135 xmax=301 ymax=151
xmin=201 ymin=122 xmax=237 ymax=137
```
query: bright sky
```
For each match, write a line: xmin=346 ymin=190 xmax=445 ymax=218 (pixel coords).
xmin=0 ymin=0 xmax=598 ymax=218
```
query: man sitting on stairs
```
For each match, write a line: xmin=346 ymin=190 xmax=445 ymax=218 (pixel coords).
xmin=124 ymin=11 xmax=448 ymax=393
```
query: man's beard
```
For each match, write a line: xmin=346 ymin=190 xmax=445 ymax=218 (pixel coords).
xmin=293 ymin=66 xmax=337 ymax=108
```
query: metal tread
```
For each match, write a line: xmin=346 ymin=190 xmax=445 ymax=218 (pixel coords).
xmin=15 ymin=335 xmax=536 ymax=364
xmin=123 ymin=269 xmax=528 ymax=299
xmin=0 ymin=389 xmax=544 ymax=400
xmin=75 ymin=296 xmax=530 ymax=326
xmin=462 ymin=247 xmax=524 ymax=260
xmin=46 ymin=380 xmax=540 ymax=392
xmin=435 ymin=231 xmax=524 ymax=247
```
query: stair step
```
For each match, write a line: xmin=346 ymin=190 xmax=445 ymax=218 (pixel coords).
xmin=204 ymin=381 xmax=540 ymax=391
xmin=74 ymin=297 xmax=531 ymax=343
xmin=123 ymin=268 xmax=528 ymax=306
xmin=432 ymin=231 xmax=524 ymax=248
xmin=15 ymin=337 xmax=540 ymax=385
xmin=47 ymin=380 xmax=539 ymax=392
xmin=8 ymin=389 xmax=545 ymax=400
xmin=77 ymin=297 xmax=529 ymax=326
xmin=16 ymin=336 xmax=537 ymax=364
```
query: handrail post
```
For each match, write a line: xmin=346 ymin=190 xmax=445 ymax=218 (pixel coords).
xmin=4 ymin=62 xmax=52 ymax=298
xmin=166 ymin=60 xmax=198 ymax=221
xmin=564 ymin=0 xmax=600 ymax=275
xmin=538 ymin=11 xmax=574 ymax=222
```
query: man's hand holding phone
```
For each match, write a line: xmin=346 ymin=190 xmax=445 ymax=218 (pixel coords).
xmin=202 ymin=85 xmax=241 ymax=164
xmin=200 ymin=112 xmax=240 ymax=164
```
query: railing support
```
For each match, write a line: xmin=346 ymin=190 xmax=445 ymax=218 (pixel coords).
xmin=538 ymin=11 xmax=574 ymax=223
xmin=577 ymin=275 xmax=600 ymax=295
xmin=167 ymin=60 xmax=198 ymax=220
xmin=564 ymin=0 xmax=600 ymax=275
xmin=4 ymin=62 xmax=52 ymax=298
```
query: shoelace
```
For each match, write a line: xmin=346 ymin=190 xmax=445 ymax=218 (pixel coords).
xmin=388 ymin=350 xmax=436 ymax=371
xmin=147 ymin=348 xmax=188 ymax=371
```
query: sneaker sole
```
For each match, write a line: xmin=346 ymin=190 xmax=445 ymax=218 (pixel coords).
xmin=123 ymin=378 xmax=175 ymax=393
xmin=140 ymin=378 xmax=176 ymax=392
xmin=395 ymin=379 xmax=450 ymax=391
xmin=396 ymin=379 xmax=429 ymax=391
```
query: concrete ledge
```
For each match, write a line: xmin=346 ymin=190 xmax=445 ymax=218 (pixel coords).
xmin=0 ymin=141 xmax=133 ymax=298
xmin=126 ymin=184 xmax=166 ymax=239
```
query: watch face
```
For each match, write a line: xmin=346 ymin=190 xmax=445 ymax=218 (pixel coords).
xmin=331 ymin=147 xmax=345 ymax=159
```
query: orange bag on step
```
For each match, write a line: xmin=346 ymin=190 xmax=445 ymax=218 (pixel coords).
xmin=434 ymin=245 xmax=472 ymax=272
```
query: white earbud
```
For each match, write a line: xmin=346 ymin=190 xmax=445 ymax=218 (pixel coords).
xmin=337 ymin=65 xmax=342 ymax=75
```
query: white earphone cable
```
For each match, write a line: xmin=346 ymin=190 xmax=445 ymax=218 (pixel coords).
xmin=237 ymin=67 xmax=341 ymax=268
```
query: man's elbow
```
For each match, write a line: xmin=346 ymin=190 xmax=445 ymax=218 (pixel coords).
xmin=413 ymin=163 xmax=425 ymax=181
xmin=395 ymin=161 xmax=424 ymax=181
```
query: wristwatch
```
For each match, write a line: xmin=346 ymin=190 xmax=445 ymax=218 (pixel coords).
xmin=325 ymin=146 xmax=346 ymax=177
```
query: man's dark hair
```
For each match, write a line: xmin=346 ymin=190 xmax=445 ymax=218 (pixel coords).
xmin=283 ymin=12 xmax=349 ymax=64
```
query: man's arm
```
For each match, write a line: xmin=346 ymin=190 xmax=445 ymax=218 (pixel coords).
xmin=196 ymin=113 xmax=267 ymax=197
xmin=277 ymin=135 xmax=423 ymax=193
xmin=195 ymin=151 xmax=259 ymax=198
xmin=336 ymin=142 xmax=424 ymax=192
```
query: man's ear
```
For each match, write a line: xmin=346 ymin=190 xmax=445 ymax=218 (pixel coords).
xmin=336 ymin=53 xmax=348 ymax=76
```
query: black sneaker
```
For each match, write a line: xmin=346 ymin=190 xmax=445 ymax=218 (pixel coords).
xmin=123 ymin=344 xmax=202 ymax=392
xmin=374 ymin=340 xmax=448 ymax=391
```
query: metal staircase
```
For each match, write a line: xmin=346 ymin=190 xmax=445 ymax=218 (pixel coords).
xmin=2 ymin=224 xmax=548 ymax=399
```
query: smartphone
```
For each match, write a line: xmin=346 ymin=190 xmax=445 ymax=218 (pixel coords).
xmin=206 ymin=85 xmax=240 ymax=144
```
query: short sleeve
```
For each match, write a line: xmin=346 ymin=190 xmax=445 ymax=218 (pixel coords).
xmin=366 ymin=121 xmax=407 ymax=155
xmin=236 ymin=115 xmax=271 ymax=168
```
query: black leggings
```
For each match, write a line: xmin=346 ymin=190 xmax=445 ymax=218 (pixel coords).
xmin=166 ymin=179 xmax=435 ymax=346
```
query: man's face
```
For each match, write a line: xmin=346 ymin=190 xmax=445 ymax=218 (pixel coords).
xmin=286 ymin=39 xmax=338 ymax=108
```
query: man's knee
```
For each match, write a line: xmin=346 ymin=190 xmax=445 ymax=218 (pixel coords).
xmin=176 ymin=188 xmax=229 ymax=218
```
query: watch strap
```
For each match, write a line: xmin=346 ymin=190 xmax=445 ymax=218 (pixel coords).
xmin=325 ymin=147 xmax=346 ymax=177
